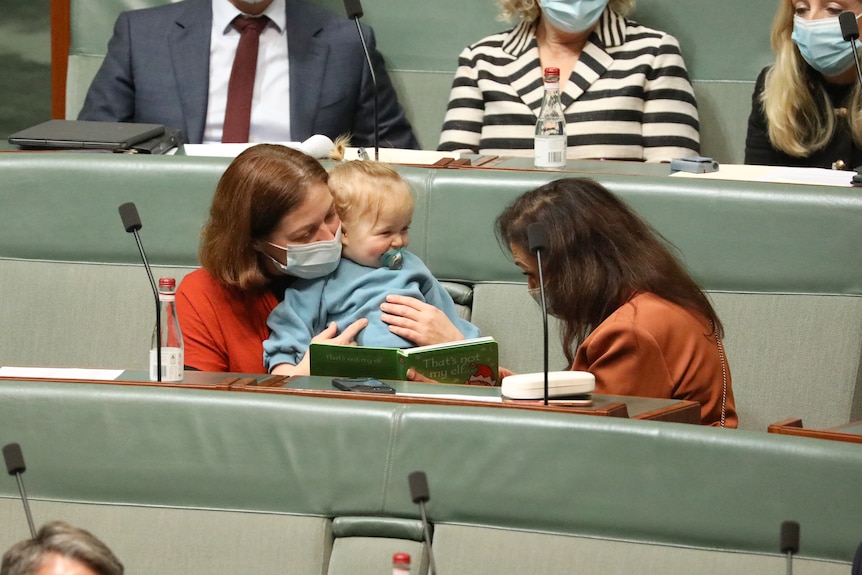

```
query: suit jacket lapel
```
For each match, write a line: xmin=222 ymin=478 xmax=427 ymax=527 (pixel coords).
xmin=170 ymin=0 xmax=212 ymax=143
xmin=501 ymin=21 xmax=544 ymax=114
xmin=562 ymin=41 xmax=612 ymax=109
xmin=503 ymin=15 xmax=616 ymax=112
xmin=285 ymin=0 xmax=328 ymax=140
xmin=562 ymin=9 xmax=620 ymax=109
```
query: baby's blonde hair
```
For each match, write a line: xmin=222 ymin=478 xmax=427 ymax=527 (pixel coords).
xmin=328 ymin=160 xmax=414 ymax=228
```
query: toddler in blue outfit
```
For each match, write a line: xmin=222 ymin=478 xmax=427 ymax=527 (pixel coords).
xmin=263 ymin=160 xmax=480 ymax=374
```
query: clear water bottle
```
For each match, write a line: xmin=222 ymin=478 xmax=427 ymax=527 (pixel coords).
xmin=150 ymin=277 xmax=184 ymax=382
xmin=392 ymin=552 xmax=410 ymax=575
xmin=534 ymin=66 xmax=567 ymax=169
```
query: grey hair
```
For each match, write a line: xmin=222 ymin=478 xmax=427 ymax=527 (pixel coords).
xmin=1 ymin=521 xmax=123 ymax=575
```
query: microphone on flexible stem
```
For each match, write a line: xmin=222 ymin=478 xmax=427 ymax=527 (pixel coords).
xmin=840 ymin=12 xmax=862 ymax=90
xmin=527 ymin=222 xmax=550 ymax=406
xmin=343 ymin=0 xmax=379 ymax=161
xmin=408 ymin=471 xmax=437 ymax=575
xmin=838 ymin=12 xmax=862 ymax=184
xmin=780 ymin=520 xmax=800 ymax=575
xmin=118 ymin=202 xmax=161 ymax=382
xmin=3 ymin=443 xmax=37 ymax=538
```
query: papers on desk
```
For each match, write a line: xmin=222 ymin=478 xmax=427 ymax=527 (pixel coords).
xmin=341 ymin=147 xmax=460 ymax=165
xmin=670 ymin=164 xmax=854 ymax=187
xmin=0 ymin=366 xmax=123 ymax=380
xmin=183 ymin=134 xmax=335 ymax=159
xmin=181 ymin=137 xmax=463 ymax=166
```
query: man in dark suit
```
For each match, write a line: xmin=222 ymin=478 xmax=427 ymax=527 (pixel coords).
xmin=78 ymin=0 xmax=418 ymax=148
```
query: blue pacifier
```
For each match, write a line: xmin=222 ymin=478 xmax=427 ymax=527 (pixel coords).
xmin=380 ymin=248 xmax=404 ymax=270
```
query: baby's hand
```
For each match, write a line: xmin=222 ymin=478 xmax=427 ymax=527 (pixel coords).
xmin=311 ymin=319 xmax=368 ymax=346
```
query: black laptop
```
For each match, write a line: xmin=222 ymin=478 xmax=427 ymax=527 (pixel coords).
xmin=8 ymin=120 xmax=166 ymax=151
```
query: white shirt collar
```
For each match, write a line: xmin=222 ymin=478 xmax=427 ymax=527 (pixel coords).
xmin=213 ymin=0 xmax=286 ymax=35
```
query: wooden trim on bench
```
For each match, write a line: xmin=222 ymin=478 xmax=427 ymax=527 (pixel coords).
xmin=768 ymin=418 xmax=862 ymax=444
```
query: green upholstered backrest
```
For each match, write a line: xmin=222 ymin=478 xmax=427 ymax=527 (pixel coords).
xmin=64 ymin=0 xmax=775 ymax=161
xmin=2 ymin=153 xmax=860 ymax=295
xmin=0 ymin=378 xmax=860 ymax=575
xmin=1 ymin=152 xmax=861 ymax=432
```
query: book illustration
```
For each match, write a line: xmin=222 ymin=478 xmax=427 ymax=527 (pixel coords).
xmin=466 ymin=364 xmax=496 ymax=386
xmin=310 ymin=337 xmax=499 ymax=385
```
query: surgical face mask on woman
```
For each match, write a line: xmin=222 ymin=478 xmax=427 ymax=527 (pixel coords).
xmin=528 ymin=286 xmax=563 ymax=319
xmin=792 ymin=13 xmax=862 ymax=76
xmin=264 ymin=225 xmax=343 ymax=279
xmin=539 ymin=0 xmax=609 ymax=34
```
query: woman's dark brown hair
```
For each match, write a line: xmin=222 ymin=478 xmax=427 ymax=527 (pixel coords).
xmin=199 ymin=144 xmax=328 ymax=291
xmin=496 ymin=177 xmax=722 ymax=364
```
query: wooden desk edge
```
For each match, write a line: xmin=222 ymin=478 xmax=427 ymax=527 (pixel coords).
xmin=239 ymin=384 xmax=633 ymax=417
xmin=0 ymin=375 xmax=698 ymax=423
xmin=634 ymin=400 xmax=701 ymax=424
xmin=768 ymin=418 xmax=862 ymax=444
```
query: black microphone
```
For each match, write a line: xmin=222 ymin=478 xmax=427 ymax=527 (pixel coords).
xmin=3 ymin=443 xmax=37 ymax=538
xmin=780 ymin=520 xmax=800 ymax=575
xmin=840 ymin=11 xmax=862 ymax=92
xmin=527 ymin=222 xmax=550 ymax=406
xmin=119 ymin=202 xmax=161 ymax=382
xmin=839 ymin=12 xmax=862 ymax=183
xmin=852 ymin=538 xmax=862 ymax=575
xmin=343 ymin=0 xmax=379 ymax=161
xmin=408 ymin=471 xmax=437 ymax=575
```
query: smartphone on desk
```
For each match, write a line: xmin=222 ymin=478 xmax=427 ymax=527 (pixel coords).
xmin=331 ymin=377 xmax=396 ymax=394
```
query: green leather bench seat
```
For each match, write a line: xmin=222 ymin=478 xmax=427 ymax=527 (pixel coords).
xmin=0 ymin=379 xmax=859 ymax=574
xmin=1 ymin=153 xmax=860 ymax=431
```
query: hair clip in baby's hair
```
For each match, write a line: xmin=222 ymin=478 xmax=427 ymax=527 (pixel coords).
xmin=380 ymin=248 xmax=404 ymax=270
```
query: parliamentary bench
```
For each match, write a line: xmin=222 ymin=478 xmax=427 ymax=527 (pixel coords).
xmin=0 ymin=377 xmax=860 ymax=575
xmin=0 ymin=152 xmax=860 ymax=434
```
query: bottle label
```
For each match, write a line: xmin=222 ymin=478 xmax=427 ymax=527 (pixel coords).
xmin=534 ymin=136 xmax=567 ymax=168
xmin=149 ymin=347 xmax=184 ymax=382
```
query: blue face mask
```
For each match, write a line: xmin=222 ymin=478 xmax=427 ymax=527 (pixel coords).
xmin=540 ymin=0 xmax=609 ymax=34
xmin=792 ymin=14 xmax=862 ymax=76
xmin=265 ymin=225 xmax=342 ymax=280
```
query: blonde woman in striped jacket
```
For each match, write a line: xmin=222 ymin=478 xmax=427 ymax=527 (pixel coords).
xmin=438 ymin=0 xmax=699 ymax=162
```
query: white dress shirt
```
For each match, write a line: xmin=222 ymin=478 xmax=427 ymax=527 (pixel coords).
xmin=204 ymin=0 xmax=292 ymax=143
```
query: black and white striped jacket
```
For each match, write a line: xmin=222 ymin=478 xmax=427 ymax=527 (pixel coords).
xmin=437 ymin=9 xmax=699 ymax=162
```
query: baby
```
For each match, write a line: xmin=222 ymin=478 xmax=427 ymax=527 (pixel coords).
xmin=263 ymin=160 xmax=480 ymax=373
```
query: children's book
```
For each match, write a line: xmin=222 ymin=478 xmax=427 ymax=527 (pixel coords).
xmin=309 ymin=337 xmax=499 ymax=385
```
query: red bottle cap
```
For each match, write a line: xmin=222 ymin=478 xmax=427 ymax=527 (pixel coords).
xmin=392 ymin=552 xmax=411 ymax=566
xmin=544 ymin=67 xmax=560 ymax=76
xmin=158 ymin=277 xmax=177 ymax=289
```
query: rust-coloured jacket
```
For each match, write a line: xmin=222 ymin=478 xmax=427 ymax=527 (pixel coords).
xmin=574 ymin=292 xmax=738 ymax=427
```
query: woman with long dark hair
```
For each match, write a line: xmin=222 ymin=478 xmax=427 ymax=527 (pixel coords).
xmin=496 ymin=178 xmax=737 ymax=427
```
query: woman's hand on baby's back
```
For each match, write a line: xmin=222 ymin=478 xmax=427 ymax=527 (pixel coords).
xmin=379 ymin=295 xmax=463 ymax=346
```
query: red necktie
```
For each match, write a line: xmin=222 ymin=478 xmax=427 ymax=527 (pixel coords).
xmin=222 ymin=16 xmax=269 ymax=143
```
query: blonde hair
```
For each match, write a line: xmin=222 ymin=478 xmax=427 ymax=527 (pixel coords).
xmin=762 ymin=0 xmax=862 ymax=156
xmin=497 ymin=0 xmax=635 ymax=23
xmin=327 ymin=161 xmax=414 ymax=228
